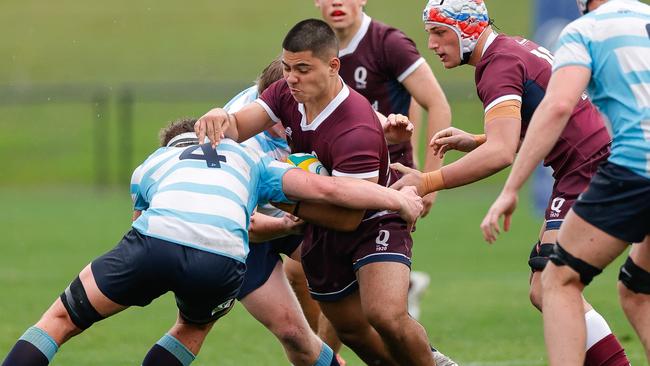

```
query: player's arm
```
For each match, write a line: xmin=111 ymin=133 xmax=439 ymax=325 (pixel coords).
xmin=408 ymin=98 xmax=424 ymax=168
xmin=402 ymin=62 xmax=451 ymax=174
xmin=273 ymin=201 xmax=368 ymax=232
xmin=481 ymin=66 xmax=590 ymax=242
xmin=248 ymin=211 xmax=304 ymax=242
xmin=391 ymin=100 xmax=521 ymax=195
xmin=281 ymin=171 xmax=422 ymax=227
xmin=195 ymin=102 xmax=275 ymax=147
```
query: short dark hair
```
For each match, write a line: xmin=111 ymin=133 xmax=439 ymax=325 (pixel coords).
xmin=159 ymin=117 xmax=197 ymax=147
xmin=282 ymin=19 xmax=339 ymax=62
xmin=257 ymin=57 xmax=283 ymax=94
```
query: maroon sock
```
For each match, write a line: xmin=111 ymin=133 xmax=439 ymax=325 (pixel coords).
xmin=584 ymin=334 xmax=630 ymax=366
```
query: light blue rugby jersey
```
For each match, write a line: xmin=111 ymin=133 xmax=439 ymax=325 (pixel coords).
xmin=129 ymin=138 xmax=295 ymax=263
xmin=553 ymin=0 xmax=650 ymax=179
xmin=225 ymin=85 xmax=291 ymax=217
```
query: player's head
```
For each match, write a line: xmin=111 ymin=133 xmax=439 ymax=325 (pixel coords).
xmin=422 ymin=0 xmax=490 ymax=67
xmin=281 ymin=19 xmax=340 ymax=103
xmin=256 ymin=57 xmax=284 ymax=95
xmin=159 ymin=117 xmax=201 ymax=147
xmin=314 ymin=0 xmax=367 ymax=32
xmin=576 ymin=0 xmax=607 ymax=15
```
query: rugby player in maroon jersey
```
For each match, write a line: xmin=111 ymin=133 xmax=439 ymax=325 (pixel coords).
xmin=392 ymin=1 xmax=630 ymax=365
xmin=195 ymin=18 xmax=457 ymax=366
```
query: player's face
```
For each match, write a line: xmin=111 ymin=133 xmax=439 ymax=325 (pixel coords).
xmin=282 ymin=49 xmax=339 ymax=104
xmin=426 ymin=25 xmax=461 ymax=68
xmin=314 ymin=0 xmax=367 ymax=31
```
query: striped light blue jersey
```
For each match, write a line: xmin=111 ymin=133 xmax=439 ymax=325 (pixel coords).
xmin=129 ymin=138 xmax=295 ymax=262
xmin=553 ymin=0 xmax=650 ymax=179
xmin=225 ymin=85 xmax=291 ymax=217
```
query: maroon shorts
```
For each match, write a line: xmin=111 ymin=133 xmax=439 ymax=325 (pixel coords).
xmin=301 ymin=212 xmax=413 ymax=302
xmin=544 ymin=145 xmax=609 ymax=231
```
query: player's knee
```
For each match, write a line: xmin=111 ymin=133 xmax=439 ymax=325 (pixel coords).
xmin=365 ymin=308 xmax=407 ymax=336
xmin=528 ymin=285 xmax=543 ymax=311
xmin=273 ymin=323 xmax=309 ymax=352
xmin=545 ymin=242 xmax=602 ymax=287
xmin=618 ymin=256 xmax=650 ymax=295
xmin=528 ymin=241 xmax=554 ymax=272
xmin=59 ymin=276 xmax=105 ymax=330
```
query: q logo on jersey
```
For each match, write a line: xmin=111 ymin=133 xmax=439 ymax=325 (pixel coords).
xmin=354 ymin=66 xmax=368 ymax=89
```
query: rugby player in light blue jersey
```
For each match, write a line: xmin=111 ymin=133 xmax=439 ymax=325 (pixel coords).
xmin=1 ymin=118 xmax=423 ymax=366
xmin=482 ymin=0 xmax=650 ymax=364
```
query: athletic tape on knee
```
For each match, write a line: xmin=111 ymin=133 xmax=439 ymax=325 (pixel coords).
xmin=549 ymin=243 xmax=602 ymax=286
xmin=619 ymin=256 xmax=650 ymax=294
xmin=18 ymin=326 xmax=59 ymax=362
xmin=59 ymin=276 xmax=104 ymax=330
xmin=157 ymin=333 xmax=196 ymax=366
xmin=313 ymin=342 xmax=334 ymax=366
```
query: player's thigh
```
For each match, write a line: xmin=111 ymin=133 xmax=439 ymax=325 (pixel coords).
xmin=557 ymin=210 xmax=628 ymax=269
xmin=357 ymin=261 xmax=410 ymax=316
xmin=241 ymin=261 xmax=310 ymax=331
xmin=80 ymin=264 xmax=127 ymax=316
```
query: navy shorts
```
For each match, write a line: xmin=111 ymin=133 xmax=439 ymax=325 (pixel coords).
xmin=236 ymin=235 xmax=302 ymax=300
xmin=91 ymin=229 xmax=246 ymax=324
xmin=573 ymin=162 xmax=650 ymax=243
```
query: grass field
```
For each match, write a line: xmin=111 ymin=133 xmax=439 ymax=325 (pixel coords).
xmin=0 ymin=184 xmax=645 ymax=365
xmin=1 ymin=0 xmax=648 ymax=364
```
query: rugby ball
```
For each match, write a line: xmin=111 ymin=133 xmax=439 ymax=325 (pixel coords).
xmin=286 ymin=153 xmax=329 ymax=176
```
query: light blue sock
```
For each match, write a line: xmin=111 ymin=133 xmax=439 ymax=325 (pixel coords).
xmin=19 ymin=326 xmax=59 ymax=362
xmin=312 ymin=342 xmax=334 ymax=366
xmin=156 ymin=333 xmax=196 ymax=366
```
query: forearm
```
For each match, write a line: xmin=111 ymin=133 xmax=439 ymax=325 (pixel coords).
xmin=296 ymin=202 xmax=364 ymax=232
xmin=248 ymin=213 xmax=293 ymax=242
xmin=420 ymin=141 xmax=513 ymax=195
xmin=423 ymin=105 xmax=451 ymax=172
xmin=320 ymin=177 xmax=401 ymax=212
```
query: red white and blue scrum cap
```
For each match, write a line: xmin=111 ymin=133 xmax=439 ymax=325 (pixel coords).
xmin=422 ymin=0 xmax=490 ymax=64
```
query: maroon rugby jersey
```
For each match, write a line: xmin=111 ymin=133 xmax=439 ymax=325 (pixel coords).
xmin=256 ymin=78 xmax=395 ymax=246
xmin=475 ymin=34 xmax=610 ymax=178
xmin=338 ymin=14 xmax=425 ymax=168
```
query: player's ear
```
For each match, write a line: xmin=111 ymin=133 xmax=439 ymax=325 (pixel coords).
xmin=329 ymin=57 xmax=340 ymax=75
xmin=314 ymin=0 xmax=321 ymax=8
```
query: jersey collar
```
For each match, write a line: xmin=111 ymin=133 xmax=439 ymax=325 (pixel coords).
xmin=298 ymin=77 xmax=350 ymax=131
xmin=480 ymin=31 xmax=499 ymax=60
xmin=339 ymin=13 xmax=372 ymax=57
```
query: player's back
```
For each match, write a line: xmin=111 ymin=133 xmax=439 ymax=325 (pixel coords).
xmin=554 ymin=0 xmax=650 ymax=179
xmin=130 ymin=139 xmax=286 ymax=262
xmin=476 ymin=34 xmax=611 ymax=177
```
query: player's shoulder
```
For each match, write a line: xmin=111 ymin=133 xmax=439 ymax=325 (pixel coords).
xmin=483 ymin=35 xmax=532 ymax=60
xmin=339 ymin=85 xmax=376 ymax=118
xmin=224 ymin=85 xmax=258 ymax=113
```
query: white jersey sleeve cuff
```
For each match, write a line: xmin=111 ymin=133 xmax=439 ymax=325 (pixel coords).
xmin=332 ymin=170 xmax=379 ymax=179
xmin=254 ymin=99 xmax=281 ymax=123
xmin=484 ymin=94 xmax=522 ymax=113
xmin=397 ymin=58 xmax=426 ymax=83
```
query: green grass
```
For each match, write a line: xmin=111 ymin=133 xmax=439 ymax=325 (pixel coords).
xmin=0 ymin=186 xmax=645 ymax=365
